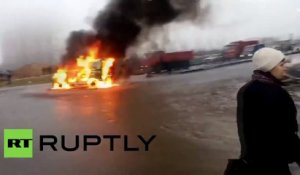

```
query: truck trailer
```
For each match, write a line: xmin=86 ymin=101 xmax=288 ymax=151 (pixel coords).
xmin=142 ymin=51 xmax=194 ymax=74
xmin=223 ymin=40 xmax=259 ymax=59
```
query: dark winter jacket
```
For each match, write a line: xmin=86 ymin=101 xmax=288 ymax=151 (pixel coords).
xmin=237 ymin=70 xmax=300 ymax=166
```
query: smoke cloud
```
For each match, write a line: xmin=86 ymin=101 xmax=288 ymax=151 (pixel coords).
xmin=62 ymin=0 xmax=207 ymax=62
xmin=0 ymin=0 xmax=299 ymax=68
xmin=128 ymin=0 xmax=300 ymax=56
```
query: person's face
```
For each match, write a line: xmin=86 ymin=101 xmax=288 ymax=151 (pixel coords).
xmin=270 ymin=59 xmax=289 ymax=80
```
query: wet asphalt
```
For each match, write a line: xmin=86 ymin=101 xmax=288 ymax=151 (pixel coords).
xmin=1 ymin=59 xmax=298 ymax=175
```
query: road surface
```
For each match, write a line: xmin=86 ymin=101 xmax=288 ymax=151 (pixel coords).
xmin=0 ymin=55 xmax=300 ymax=175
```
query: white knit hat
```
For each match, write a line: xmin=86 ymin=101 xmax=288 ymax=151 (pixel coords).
xmin=252 ymin=48 xmax=285 ymax=72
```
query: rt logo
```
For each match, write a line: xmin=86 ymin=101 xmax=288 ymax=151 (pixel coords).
xmin=4 ymin=129 xmax=33 ymax=158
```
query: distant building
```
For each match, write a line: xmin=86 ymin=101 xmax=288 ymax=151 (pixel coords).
xmin=13 ymin=63 xmax=54 ymax=78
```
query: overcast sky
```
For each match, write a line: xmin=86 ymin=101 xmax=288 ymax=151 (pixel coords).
xmin=0 ymin=0 xmax=300 ymax=66
xmin=130 ymin=0 xmax=300 ymax=54
xmin=0 ymin=0 xmax=109 ymax=66
xmin=0 ymin=0 xmax=109 ymax=32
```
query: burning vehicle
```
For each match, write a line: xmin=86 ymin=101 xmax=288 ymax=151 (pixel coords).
xmin=52 ymin=44 xmax=117 ymax=90
xmin=52 ymin=0 xmax=207 ymax=88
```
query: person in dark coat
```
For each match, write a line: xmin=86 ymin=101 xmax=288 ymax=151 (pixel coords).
xmin=237 ymin=48 xmax=300 ymax=174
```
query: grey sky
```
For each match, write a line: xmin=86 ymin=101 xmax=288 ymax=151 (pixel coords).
xmin=0 ymin=0 xmax=300 ymax=67
xmin=0 ymin=0 xmax=109 ymax=66
xmin=129 ymin=0 xmax=300 ymax=54
xmin=0 ymin=0 xmax=109 ymax=30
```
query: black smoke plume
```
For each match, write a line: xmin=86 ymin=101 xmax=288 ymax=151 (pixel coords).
xmin=62 ymin=0 xmax=203 ymax=63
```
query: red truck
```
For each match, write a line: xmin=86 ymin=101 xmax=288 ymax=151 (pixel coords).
xmin=142 ymin=51 xmax=194 ymax=74
xmin=223 ymin=40 xmax=259 ymax=59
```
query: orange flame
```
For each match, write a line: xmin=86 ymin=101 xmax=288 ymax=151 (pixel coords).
xmin=52 ymin=45 xmax=117 ymax=90
xmin=52 ymin=69 xmax=71 ymax=90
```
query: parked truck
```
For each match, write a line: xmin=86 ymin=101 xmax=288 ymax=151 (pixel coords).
xmin=223 ymin=40 xmax=259 ymax=59
xmin=239 ymin=44 xmax=265 ymax=59
xmin=142 ymin=51 xmax=194 ymax=75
